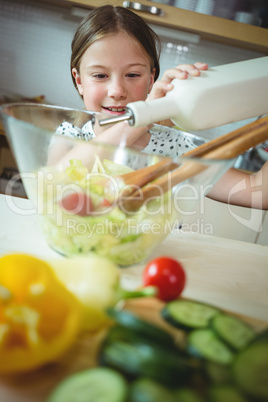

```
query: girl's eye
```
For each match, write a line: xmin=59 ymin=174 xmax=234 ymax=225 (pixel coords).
xmin=93 ymin=74 xmax=107 ymax=79
xmin=127 ymin=73 xmax=141 ymax=78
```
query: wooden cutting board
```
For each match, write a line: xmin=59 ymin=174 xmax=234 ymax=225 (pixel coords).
xmin=0 ymin=296 xmax=267 ymax=402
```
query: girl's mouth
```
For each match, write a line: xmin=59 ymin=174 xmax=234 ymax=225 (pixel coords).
xmin=102 ymin=106 xmax=126 ymax=115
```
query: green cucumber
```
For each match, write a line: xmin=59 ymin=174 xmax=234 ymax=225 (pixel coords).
xmin=129 ymin=377 xmax=176 ymax=402
xmin=187 ymin=329 xmax=234 ymax=365
xmin=207 ymin=385 xmax=248 ymax=402
xmin=205 ymin=361 xmax=232 ymax=385
xmin=211 ymin=314 xmax=256 ymax=350
xmin=47 ymin=367 xmax=128 ymax=402
xmin=162 ymin=300 xmax=221 ymax=330
xmin=106 ymin=307 xmax=174 ymax=347
xmin=174 ymin=388 xmax=204 ymax=402
xmin=232 ymin=331 xmax=268 ymax=400
xmin=100 ymin=325 xmax=195 ymax=386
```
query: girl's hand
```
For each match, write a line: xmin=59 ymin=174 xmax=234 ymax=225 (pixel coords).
xmin=148 ymin=62 xmax=208 ymax=101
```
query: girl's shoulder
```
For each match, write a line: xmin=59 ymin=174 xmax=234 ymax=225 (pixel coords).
xmin=56 ymin=121 xmax=95 ymax=141
xmin=145 ymin=124 xmax=197 ymax=157
xmin=56 ymin=121 xmax=81 ymax=138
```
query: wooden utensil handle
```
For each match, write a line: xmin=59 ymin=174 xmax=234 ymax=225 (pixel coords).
xmin=204 ymin=118 xmax=268 ymax=159
xmin=122 ymin=116 xmax=268 ymax=212
xmin=121 ymin=161 xmax=204 ymax=212
xmin=185 ymin=116 xmax=268 ymax=158
xmin=120 ymin=157 xmax=177 ymax=187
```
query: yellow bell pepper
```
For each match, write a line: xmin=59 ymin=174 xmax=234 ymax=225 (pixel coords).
xmin=50 ymin=255 xmax=120 ymax=332
xmin=0 ymin=254 xmax=81 ymax=374
xmin=50 ymin=254 xmax=156 ymax=333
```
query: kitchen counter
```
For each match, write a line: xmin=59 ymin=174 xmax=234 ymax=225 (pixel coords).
xmin=0 ymin=194 xmax=59 ymax=259
xmin=1 ymin=194 xmax=268 ymax=321
xmin=0 ymin=193 xmax=268 ymax=401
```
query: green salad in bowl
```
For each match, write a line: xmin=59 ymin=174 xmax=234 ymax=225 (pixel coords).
xmin=37 ymin=157 xmax=177 ymax=266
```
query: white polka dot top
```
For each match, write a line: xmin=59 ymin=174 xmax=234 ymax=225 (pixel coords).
xmin=55 ymin=121 xmax=196 ymax=158
xmin=144 ymin=124 xmax=196 ymax=157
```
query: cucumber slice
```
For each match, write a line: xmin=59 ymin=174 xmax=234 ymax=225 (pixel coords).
xmin=207 ymin=385 xmax=248 ymax=402
xmin=47 ymin=367 xmax=128 ymax=402
xmin=129 ymin=377 xmax=176 ymax=402
xmin=205 ymin=361 xmax=232 ymax=385
xmin=106 ymin=307 xmax=174 ymax=346
xmin=188 ymin=329 xmax=234 ymax=365
xmin=233 ymin=334 xmax=268 ymax=400
xmin=162 ymin=300 xmax=221 ymax=330
xmin=103 ymin=324 xmax=174 ymax=351
xmin=211 ymin=314 xmax=256 ymax=350
xmin=174 ymin=388 xmax=204 ymax=402
xmin=100 ymin=325 xmax=194 ymax=386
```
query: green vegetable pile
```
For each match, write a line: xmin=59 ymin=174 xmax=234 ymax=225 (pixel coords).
xmin=37 ymin=158 xmax=177 ymax=266
xmin=47 ymin=299 xmax=268 ymax=402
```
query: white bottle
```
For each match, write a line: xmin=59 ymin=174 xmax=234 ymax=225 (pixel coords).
xmin=101 ymin=57 xmax=268 ymax=132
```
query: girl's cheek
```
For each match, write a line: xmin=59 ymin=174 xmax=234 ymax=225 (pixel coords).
xmin=131 ymin=82 xmax=150 ymax=102
xmin=83 ymin=85 xmax=105 ymax=111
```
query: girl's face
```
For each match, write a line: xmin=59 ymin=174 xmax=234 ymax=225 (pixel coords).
xmin=72 ymin=31 xmax=155 ymax=115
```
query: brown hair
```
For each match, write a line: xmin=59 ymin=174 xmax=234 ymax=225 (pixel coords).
xmin=70 ymin=5 xmax=161 ymax=90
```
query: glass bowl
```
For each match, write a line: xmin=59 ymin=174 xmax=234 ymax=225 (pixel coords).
xmin=0 ymin=103 xmax=235 ymax=266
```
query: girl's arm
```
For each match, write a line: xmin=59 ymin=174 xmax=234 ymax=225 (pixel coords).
xmin=207 ymin=161 xmax=268 ymax=210
xmin=48 ymin=63 xmax=208 ymax=167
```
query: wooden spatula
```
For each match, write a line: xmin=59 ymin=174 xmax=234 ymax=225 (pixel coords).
xmin=119 ymin=115 xmax=268 ymax=212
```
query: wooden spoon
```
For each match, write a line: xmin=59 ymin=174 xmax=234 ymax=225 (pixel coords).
xmin=120 ymin=116 xmax=268 ymax=212
xmin=117 ymin=157 xmax=178 ymax=197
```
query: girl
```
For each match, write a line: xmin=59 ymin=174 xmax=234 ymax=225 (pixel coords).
xmin=55 ymin=5 xmax=208 ymax=154
xmin=53 ymin=5 xmax=267 ymax=210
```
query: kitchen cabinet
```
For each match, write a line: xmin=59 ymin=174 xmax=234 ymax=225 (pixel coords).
xmin=42 ymin=0 xmax=268 ymax=54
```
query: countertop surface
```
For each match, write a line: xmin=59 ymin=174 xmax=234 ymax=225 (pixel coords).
xmin=1 ymin=194 xmax=268 ymax=321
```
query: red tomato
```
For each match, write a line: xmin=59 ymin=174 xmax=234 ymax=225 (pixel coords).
xmin=98 ymin=198 xmax=112 ymax=209
xmin=60 ymin=192 xmax=94 ymax=216
xmin=143 ymin=256 xmax=186 ymax=301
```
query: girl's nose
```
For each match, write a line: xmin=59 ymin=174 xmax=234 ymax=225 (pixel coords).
xmin=108 ymin=78 xmax=127 ymax=99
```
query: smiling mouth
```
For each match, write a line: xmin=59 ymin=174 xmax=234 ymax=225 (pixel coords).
xmin=103 ymin=106 xmax=126 ymax=114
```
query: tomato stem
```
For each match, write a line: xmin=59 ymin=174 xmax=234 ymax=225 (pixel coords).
xmin=117 ymin=285 xmax=157 ymax=300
